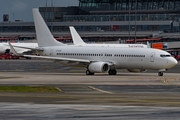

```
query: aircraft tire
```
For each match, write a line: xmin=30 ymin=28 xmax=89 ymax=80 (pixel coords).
xmin=108 ymin=70 xmax=117 ymax=75
xmin=113 ymin=70 xmax=117 ymax=75
xmin=158 ymin=72 xmax=163 ymax=76
xmin=86 ymin=70 xmax=94 ymax=75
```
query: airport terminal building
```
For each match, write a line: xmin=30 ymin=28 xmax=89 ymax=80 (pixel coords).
xmin=0 ymin=0 xmax=180 ymax=56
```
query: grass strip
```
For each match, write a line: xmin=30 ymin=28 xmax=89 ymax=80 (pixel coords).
xmin=0 ymin=86 xmax=61 ymax=93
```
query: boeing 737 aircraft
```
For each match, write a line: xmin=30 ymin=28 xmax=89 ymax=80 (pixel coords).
xmin=0 ymin=43 xmax=38 ymax=55
xmin=9 ymin=9 xmax=177 ymax=76
xmin=70 ymin=26 xmax=148 ymax=48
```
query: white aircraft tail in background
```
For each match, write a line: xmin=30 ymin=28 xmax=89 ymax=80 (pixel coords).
xmin=147 ymin=41 xmax=151 ymax=48
xmin=69 ymin=26 xmax=86 ymax=45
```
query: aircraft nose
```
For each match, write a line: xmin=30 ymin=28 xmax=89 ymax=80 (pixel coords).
xmin=169 ymin=58 xmax=178 ymax=68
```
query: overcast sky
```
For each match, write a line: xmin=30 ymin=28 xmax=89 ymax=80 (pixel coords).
xmin=0 ymin=0 xmax=79 ymax=22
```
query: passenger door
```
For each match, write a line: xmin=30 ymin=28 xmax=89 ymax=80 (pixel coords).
xmin=150 ymin=52 xmax=155 ymax=62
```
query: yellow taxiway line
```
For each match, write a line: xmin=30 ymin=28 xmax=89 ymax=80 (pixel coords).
xmin=88 ymin=86 xmax=114 ymax=94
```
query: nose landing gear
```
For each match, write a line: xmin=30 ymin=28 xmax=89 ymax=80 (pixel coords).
xmin=158 ymin=72 xmax=163 ymax=76
xmin=158 ymin=69 xmax=167 ymax=76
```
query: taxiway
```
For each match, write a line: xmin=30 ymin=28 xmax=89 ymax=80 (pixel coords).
xmin=0 ymin=59 xmax=179 ymax=120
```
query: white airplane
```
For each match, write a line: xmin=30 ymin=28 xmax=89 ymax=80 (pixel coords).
xmin=0 ymin=43 xmax=38 ymax=55
xmin=9 ymin=8 xmax=177 ymax=76
xmin=70 ymin=26 xmax=148 ymax=48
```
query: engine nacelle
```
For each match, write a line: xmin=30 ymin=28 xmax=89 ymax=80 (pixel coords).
xmin=88 ymin=62 xmax=109 ymax=73
xmin=127 ymin=69 xmax=147 ymax=73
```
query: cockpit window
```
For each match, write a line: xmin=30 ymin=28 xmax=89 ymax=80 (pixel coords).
xmin=160 ymin=54 xmax=171 ymax=58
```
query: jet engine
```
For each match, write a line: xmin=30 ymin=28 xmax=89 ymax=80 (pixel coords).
xmin=88 ymin=62 xmax=109 ymax=73
xmin=127 ymin=69 xmax=147 ymax=73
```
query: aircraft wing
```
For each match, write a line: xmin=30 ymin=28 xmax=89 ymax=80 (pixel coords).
xmin=23 ymin=55 xmax=90 ymax=63
xmin=8 ymin=42 xmax=89 ymax=63
xmin=8 ymin=42 xmax=113 ymax=66
xmin=23 ymin=55 xmax=115 ymax=66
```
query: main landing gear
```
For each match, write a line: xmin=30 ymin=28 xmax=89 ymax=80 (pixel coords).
xmin=86 ymin=69 xmax=117 ymax=75
xmin=158 ymin=72 xmax=163 ymax=76
xmin=108 ymin=69 xmax=117 ymax=75
xmin=86 ymin=70 xmax=94 ymax=75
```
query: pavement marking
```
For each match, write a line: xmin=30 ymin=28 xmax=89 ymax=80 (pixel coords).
xmin=161 ymin=77 xmax=170 ymax=85
xmin=104 ymin=97 xmax=180 ymax=105
xmin=161 ymin=76 xmax=180 ymax=87
xmin=88 ymin=86 xmax=114 ymax=94
xmin=55 ymin=87 xmax=62 ymax=92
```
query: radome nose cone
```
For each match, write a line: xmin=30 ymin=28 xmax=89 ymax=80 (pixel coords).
xmin=167 ymin=58 xmax=178 ymax=69
xmin=174 ymin=59 xmax=178 ymax=65
xmin=171 ymin=58 xmax=178 ymax=66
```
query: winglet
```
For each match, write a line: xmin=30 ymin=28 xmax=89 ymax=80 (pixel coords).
xmin=8 ymin=42 xmax=19 ymax=56
xmin=69 ymin=26 xmax=86 ymax=45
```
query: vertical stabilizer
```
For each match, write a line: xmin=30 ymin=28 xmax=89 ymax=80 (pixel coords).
xmin=69 ymin=26 xmax=86 ymax=45
xmin=32 ymin=8 xmax=65 ymax=47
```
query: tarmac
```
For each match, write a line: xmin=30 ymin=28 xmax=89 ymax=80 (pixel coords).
xmin=0 ymin=59 xmax=180 ymax=120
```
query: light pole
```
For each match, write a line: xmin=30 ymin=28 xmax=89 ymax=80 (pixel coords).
xmin=46 ymin=0 xmax=47 ymax=23
xmin=134 ymin=0 xmax=137 ymax=43
xmin=12 ymin=13 xmax=15 ymax=22
xmin=51 ymin=0 xmax=54 ymax=32
xmin=128 ymin=0 xmax=131 ymax=40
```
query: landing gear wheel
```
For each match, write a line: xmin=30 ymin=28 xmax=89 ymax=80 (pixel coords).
xmin=86 ymin=70 xmax=94 ymax=75
xmin=112 ymin=70 xmax=117 ymax=75
xmin=108 ymin=70 xmax=112 ymax=75
xmin=158 ymin=72 xmax=163 ymax=76
xmin=108 ymin=69 xmax=117 ymax=75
